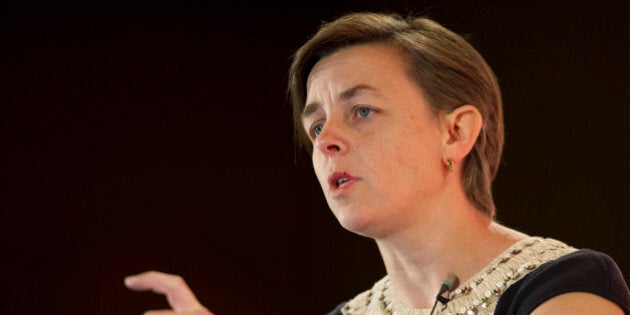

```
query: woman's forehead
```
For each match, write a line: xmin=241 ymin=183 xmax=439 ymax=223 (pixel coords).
xmin=305 ymin=43 xmax=409 ymax=101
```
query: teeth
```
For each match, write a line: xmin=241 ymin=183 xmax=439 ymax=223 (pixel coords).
xmin=337 ymin=178 xmax=350 ymax=186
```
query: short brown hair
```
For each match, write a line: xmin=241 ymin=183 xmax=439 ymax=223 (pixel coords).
xmin=288 ymin=12 xmax=504 ymax=217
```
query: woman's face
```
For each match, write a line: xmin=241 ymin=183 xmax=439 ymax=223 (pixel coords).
xmin=302 ymin=43 xmax=448 ymax=238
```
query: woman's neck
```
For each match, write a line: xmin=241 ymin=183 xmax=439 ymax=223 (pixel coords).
xmin=374 ymin=204 xmax=527 ymax=309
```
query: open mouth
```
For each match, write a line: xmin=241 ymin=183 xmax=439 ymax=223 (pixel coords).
xmin=336 ymin=177 xmax=350 ymax=188
xmin=329 ymin=172 xmax=354 ymax=189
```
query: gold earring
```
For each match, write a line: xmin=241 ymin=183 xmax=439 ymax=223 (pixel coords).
xmin=446 ymin=159 xmax=454 ymax=172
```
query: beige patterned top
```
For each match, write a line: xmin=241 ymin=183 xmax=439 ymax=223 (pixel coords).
xmin=341 ymin=237 xmax=577 ymax=315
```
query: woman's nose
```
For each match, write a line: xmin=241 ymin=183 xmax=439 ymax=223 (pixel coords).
xmin=315 ymin=123 xmax=348 ymax=156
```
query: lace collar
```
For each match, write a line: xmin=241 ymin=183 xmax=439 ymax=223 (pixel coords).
xmin=342 ymin=237 xmax=577 ymax=315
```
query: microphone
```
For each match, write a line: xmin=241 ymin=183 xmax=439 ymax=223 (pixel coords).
xmin=439 ymin=273 xmax=459 ymax=296
xmin=430 ymin=273 xmax=459 ymax=315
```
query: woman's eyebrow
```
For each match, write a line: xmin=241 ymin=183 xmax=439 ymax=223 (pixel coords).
xmin=338 ymin=84 xmax=376 ymax=101
xmin=302 ymin=102 xmax=321 ymax=121
xmin=302 ymin=84 xmax=377 ymax=121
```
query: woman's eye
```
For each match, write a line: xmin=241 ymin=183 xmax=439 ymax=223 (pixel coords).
xmin=357 ymin=107 xmax=372 ymax=118
xmin=312 ymin=124 xmax=323 ymax=137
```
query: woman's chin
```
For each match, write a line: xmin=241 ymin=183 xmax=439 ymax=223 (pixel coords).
xmin=335 ymin=211 xmax=377 ymax=237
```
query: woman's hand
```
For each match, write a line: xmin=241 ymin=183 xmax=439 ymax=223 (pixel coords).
xmin=125 ymin=271 xmax=214 ymax=315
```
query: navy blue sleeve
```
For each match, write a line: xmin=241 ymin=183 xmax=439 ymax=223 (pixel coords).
xmin=495 ymin=249 xmax=630 ymax=314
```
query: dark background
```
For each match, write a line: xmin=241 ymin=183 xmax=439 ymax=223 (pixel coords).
xmin=1 ymin=1 xmax=628 ymax=314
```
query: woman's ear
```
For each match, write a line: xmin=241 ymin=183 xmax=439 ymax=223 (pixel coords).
xmin=439 ymin=105 xmax=483 ymax=163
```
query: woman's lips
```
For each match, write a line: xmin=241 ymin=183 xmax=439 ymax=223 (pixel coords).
xmin=328 ymin=172 xmax=359 ymax=198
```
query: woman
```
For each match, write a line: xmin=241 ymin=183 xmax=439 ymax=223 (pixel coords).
xmin=126 ymin=12 xmax=630 ymax=314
